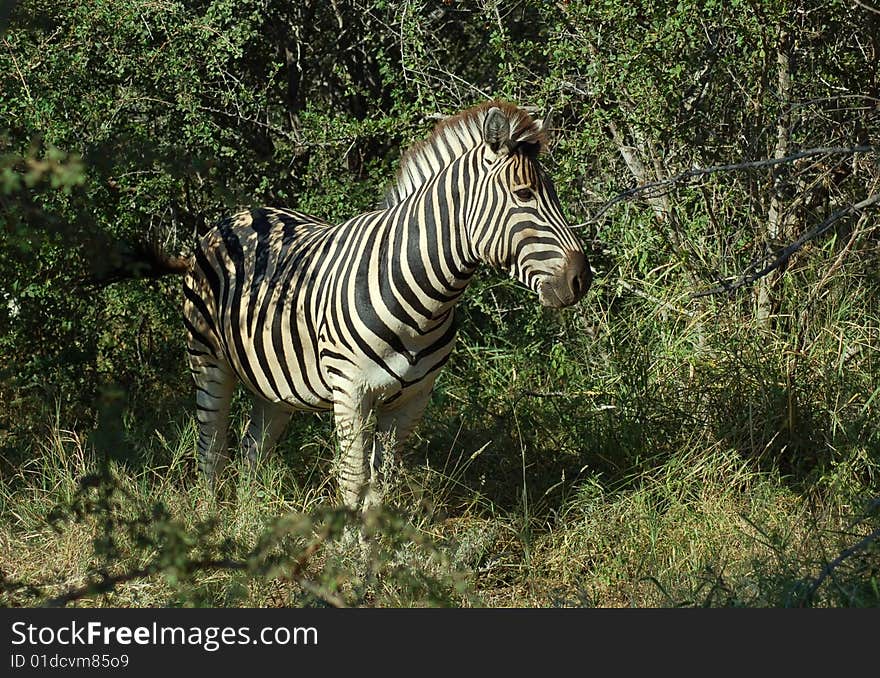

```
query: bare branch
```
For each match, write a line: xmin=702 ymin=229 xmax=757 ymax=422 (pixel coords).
xmin=852 ymin=0 xmax=880 ymax=16
xmin=692 ymin=192 xmax=880 ymax=298
xmin=42 ymin=531 xmax=345 ymax=608
xmin=43 ymin=559 xmax=242 ymax=608
xmin=800 ymin=526 xmax=880 ymax=606
xmin=2 ymin=36 xmax=32 ymax=104
xmin=574 ymin=145 xmax=878 ymax=228
xmin=617 ymin=278 xmax=695 ymax=317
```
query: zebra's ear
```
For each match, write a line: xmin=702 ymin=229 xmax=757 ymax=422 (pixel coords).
xmin=482 ymin=106 xmax=510 ymax=154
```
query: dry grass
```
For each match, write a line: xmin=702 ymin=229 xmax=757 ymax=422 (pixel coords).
xmin=2 ymin=414 xmax=876 ymax=608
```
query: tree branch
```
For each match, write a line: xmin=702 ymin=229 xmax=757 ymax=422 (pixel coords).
xmin=852 ymin=0 xmax=880 ymax=16
xmin=42 ymin=538 xmax=345 ymax=608
xmin=574 ymin=145 xmax=877 ymax=228
xmin=692 ymin=192 xmax=880 ymax=298
xmin=800 ymin=526 xmax=880 ymax=606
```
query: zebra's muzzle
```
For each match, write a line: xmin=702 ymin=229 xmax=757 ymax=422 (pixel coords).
xmin=538 ymin=250 xmax=591 ymax=308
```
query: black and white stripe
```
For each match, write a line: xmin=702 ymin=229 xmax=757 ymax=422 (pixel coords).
xmin=183 ymin=101 xmax=591 ymax=509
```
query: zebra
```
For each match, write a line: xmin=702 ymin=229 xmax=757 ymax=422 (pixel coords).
xmin=166 ymin=100 xmax=591 ymax=511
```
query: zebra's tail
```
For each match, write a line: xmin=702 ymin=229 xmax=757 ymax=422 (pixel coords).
xmin=88 ymin=239 xmax=192 ymax=287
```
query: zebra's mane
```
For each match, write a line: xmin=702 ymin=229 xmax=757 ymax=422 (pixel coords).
xmin=385 ymin=100 xmax=547 ymax=207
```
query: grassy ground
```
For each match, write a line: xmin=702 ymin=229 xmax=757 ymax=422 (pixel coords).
xmin=3 ymin=0 xmax=878 ymax=610
xmin=1 ymin=395 xmax=877 ymax=607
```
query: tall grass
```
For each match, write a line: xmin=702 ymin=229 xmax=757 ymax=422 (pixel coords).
xmin=1 ymin=378 xmax=876 ymax=607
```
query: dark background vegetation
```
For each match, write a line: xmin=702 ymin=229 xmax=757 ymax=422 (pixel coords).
xmin=1 ymin=0 xmax=878 ymax=607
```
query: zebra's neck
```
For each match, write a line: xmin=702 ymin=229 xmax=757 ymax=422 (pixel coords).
xmin=381 ymin=155 xmax=481 ymax=332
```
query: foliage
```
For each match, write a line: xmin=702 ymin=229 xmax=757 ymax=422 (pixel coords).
xmin=0 ymin=0 xmax=878 ymax=607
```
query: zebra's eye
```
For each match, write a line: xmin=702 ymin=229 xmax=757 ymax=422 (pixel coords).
xmin=514 ymin=187 xmax=534 ymax=202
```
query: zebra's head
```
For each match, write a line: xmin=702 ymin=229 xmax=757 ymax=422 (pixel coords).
xmin=387 ymin=100 xmax=591 ymax=308
xmin=474 ymin=104 xmax=591 ymax=309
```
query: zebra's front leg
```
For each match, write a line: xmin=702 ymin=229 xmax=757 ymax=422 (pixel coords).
xmin=366 ymin=382 xmax=435 ymax=512
xmin=333 ymin=392 xmax=376 ymax=511
xmin=240 ymin=397 xmax=292 ymax=471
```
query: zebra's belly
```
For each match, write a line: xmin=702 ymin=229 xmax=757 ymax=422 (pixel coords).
xmin=229 ymin=329 xmax=455 ymax=411
xmin=238 ymin=367 xmax=334 ymax=413
xmin=223 ymin=331 xmax=333 ymax=412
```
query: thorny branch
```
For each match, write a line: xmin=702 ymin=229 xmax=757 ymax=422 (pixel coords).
xmin=801 ymin=526 xmax=880 ymax=606
xmin=574 ymin=145 xmax=878 ymax=299
xmin=40 ymin=527 xmax=344 ymax=608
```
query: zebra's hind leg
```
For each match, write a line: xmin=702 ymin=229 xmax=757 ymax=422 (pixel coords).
xmin=191 ymin=360 xmax=236 ymax=488
xmin=241 ymin=397 xmax=292 ymax=471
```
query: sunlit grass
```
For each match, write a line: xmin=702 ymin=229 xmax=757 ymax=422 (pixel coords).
xmin=2 ymin=406 xmax=876 ymax=607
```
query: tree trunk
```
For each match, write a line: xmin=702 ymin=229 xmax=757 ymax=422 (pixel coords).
xmin=756 ymin=26 xmax=794 ymax=326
